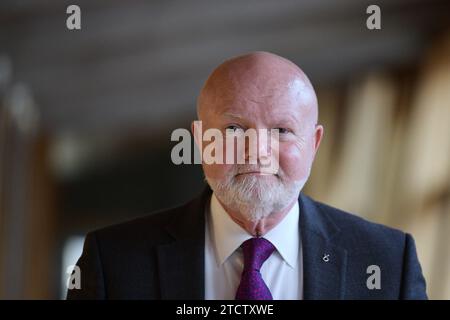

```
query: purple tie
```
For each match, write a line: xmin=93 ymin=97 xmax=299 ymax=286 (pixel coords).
xmin=235 ymin=237 xmax=275 ymax=300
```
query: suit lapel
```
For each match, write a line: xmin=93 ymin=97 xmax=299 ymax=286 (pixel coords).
xmin=156 ymin=187 xmax=211 ymax=299
xmin=299 ymin=194 xmax=348 ymax=299
xmin=155 ymin=188 xmax=348 ymax=299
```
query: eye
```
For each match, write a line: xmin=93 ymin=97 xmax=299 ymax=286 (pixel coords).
xmin=274 ymin=128 xmax=290 ymax=134
xmin=225 ymin=125 xmax=244 ymax=132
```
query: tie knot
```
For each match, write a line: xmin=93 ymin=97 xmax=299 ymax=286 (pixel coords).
xmin=241 ymin=237 xmax=275 ymax=271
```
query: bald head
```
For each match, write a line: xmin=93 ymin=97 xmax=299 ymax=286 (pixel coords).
xmin=197 ymin=51 xmax=318 ymax=124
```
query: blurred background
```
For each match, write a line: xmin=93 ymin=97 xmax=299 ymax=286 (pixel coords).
xmin=0 ymin=0 xmax=449 ymax=299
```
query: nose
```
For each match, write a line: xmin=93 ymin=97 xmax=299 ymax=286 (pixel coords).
xmin=245 ymin=129 xmax=272 ymax=165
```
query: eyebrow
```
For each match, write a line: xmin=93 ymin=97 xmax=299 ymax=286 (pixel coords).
xmin=221 ymin=111 xmax=300 ymax=128
xmin=222 ymin=112 xmax=245 ymax=120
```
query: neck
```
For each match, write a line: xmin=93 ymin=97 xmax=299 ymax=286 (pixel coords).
xmin=217 ymin=197 xmax=297 ymax=237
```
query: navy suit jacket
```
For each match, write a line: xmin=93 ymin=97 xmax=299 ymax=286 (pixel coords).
xmin=67 ymin=186 xmax=427 ymax=299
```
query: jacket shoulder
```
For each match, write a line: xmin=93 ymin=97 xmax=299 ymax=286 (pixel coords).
xmin=307 ymin=196 xmax=408 ymax=251
xmin=88 ymin=200 xmax=192 ymax=248
xmin=304 ymin=196 xmax=427 ymax=299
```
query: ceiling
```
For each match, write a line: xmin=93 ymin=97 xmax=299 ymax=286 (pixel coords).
xmin=1 ymin=0 xmax=449 ymax=135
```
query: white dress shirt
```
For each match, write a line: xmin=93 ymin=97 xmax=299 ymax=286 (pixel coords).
xmin=204 ymin=193 xmax=303 ymax=300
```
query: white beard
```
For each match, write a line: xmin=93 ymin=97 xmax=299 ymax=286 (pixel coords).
xmin=205 ymin=166 xmax=309 ymax=222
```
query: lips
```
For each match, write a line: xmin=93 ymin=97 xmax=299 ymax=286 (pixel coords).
xmin=236 ymin=171 xmax=275 ymax=176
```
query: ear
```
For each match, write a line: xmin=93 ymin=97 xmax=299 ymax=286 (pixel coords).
xmin=313 ymin=124 xmax=324 ymax=154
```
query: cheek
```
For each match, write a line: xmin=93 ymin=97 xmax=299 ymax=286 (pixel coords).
xmin=278 ymin=141 xmax=313 ymax=181
xmin=201 ymin=135 xmax=236 ymax=180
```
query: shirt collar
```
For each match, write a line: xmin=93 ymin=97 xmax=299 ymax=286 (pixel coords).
xmin=209 ymin=192 xmax=299 ymax=269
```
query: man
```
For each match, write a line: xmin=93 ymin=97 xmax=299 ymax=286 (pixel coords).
xmin=67 ymin=52 xmax=427 ymax=299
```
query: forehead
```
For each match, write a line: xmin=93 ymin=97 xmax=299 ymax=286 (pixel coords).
xmin=199 ymin=57 xmax=318 ymax=125
xmin=220 ymin=108 xmax=302 ymax=127
xmin=210 ymin=80 xmax=310 ymax=120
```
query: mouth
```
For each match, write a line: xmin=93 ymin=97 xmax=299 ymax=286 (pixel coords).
xmin=235 ymin=171 xmax=275 ymax=177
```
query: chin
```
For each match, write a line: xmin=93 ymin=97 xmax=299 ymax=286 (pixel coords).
xmin=205 ymin=172 xmax=306 ymax=219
